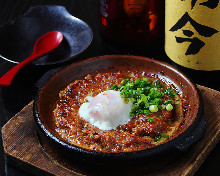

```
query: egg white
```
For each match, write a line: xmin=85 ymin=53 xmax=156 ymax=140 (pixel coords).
xmin=78 ymin=90 xmax=133 ymax=130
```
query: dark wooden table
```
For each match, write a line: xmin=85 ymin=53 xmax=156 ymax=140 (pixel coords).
xmin=0 ymin=0 xmax=219 ymax=175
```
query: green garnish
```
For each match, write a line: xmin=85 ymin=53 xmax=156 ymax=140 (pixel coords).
xmin=154 ymin=136 xmax=161 ymax=142
xmin=144 ymin=110 xmax=150 ymax=115
xmin=109 ymin=84 xmax=119 ymax=90
xmin=121 ymin=78 xmax=129 ymax=85
xmin=147 ymin=117 xmax=154 ymax=122
xmin=154 ymin=133 xmax=169 ymax=142
xmin=153 ymin=79 xmax=163 ymax=88
xmin=161 ymin=133 xmax=169 ymax=139
xmin=110 ymin=78 xmax=175 ymax=116
xmin=166 ymin=104 xmax=173 ymax=111
xmin=164 ymin=100 xmax=172 ymax=105
xmin=149 ymin=105 xmax=158 ymax=112
xmin=164 ymin=87 xmax=176 ymax=98
xmin=123 ymin=98 xmax=129 ymax=104
xmin=175 ymin=104 xmax=180 ymax=108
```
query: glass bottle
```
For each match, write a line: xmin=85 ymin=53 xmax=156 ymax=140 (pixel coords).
xmin=98 ymin=0 xmax=165 ymax=54
xmin=165 ymin=0 xmax=220 ymax=90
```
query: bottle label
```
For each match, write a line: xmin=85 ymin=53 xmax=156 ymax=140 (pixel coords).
xmin=165 ymin=0 xmax=220 ymax=71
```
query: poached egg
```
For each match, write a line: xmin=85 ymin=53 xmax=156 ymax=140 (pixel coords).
xmin=79 ymin=90 xmax=133 ymax=130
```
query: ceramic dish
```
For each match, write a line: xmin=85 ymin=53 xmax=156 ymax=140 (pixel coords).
xmin=34 ymin=55 xmax=206 ymax=165
xmin=0 ymin=5 xmax=93 ymax=66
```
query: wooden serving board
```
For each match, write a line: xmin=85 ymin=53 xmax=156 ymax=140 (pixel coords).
xmin=2 ymin=85 xmax=220 ymax=176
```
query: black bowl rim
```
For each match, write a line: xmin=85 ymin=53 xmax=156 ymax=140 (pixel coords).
xmin=33 ymin=55 xmax=205 ymax=160
xmin=0 ymin=5 xmax=93 ymax=66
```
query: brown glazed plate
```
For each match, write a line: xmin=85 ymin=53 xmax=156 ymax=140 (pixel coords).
xmin=33 ymin=55 xmax=205 ymax=165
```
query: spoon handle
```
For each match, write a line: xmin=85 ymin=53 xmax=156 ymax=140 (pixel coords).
xmin=0 ymin=54 xmax=40 ymax=87
xmin=0 ymin=31 xmax=63 ymax=87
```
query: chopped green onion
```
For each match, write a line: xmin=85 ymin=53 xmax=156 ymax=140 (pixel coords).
xmin=111 ymin=77 xmax=176 ymax=116
xmin=166 ymin=104 xmax=173 ymax=111
xmin=109 ymin=84 xmax=118 ymax=90
xmin=164 ymin=100 xmax=172 ymax=105
xmin=153 ymin=79 xmax=163 ymax=88
xmin=135 ymin=78 xmax=141 ymax=85
xmin=154 ymin=136 xmax=161 ymax=142
xmin=123 ymin=98 xmax=129 ymax=104
xmin=151 ymin=98 xmax=162 ymax=105
xmin=161 ymin=133 xmax=169 ymax=139
xmin=147 ymin=117 xmax=154 ymax=122
xmin=140 ymin=94 xmax=148 ymax=101
xmin=121 ymin=78 xmax=129 ymax=85
xmin=144 ymin=110 xmax=150 ymax=115
xmin=149 ymin=105 xmax=158 ymax=112
xmin=130 ymin=112 xmax=135 ymax=116
xmin=154 ymin=133 xmax=168 ymax=142
xmin=143 ymin=78 xmax=148 ymax=82
xmin=175 ymin=104 xmax=180 ymax=108
xmin=144 ymin=102 xmax=149 ymax=109
xmin=158 ymin=105 xmax=163 ymax=110
xmin=164 ymin=87 xmax=176 ymax=98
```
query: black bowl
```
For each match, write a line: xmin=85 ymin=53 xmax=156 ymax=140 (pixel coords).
xmin=0 ymin=5 xmax=93 ymax=66
xmin=33 ymin=55 xmax=206 ymax=166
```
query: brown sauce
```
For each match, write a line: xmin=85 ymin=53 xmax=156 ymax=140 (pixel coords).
xmin=53 ymin=71 xmax=183 ymax=153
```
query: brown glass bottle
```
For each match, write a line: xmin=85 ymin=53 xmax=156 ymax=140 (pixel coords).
xmin=98 ymin=0 xmax=165 ymax=55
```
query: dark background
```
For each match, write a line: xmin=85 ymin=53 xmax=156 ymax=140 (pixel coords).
xmin=0 ymin=0 xmax=219 ymax=175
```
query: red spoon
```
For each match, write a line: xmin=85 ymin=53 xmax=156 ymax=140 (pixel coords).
xmin=0 ymin=31 xmax=63 ymax=87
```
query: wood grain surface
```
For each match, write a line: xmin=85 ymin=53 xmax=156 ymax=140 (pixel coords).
xmin=1 ymin=85 xmax=220 ymax=176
